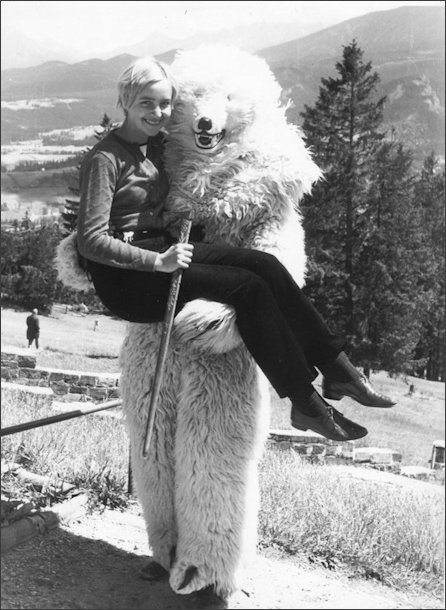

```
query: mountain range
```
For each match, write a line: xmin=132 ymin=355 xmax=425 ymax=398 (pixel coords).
xmin=1 ymin=16 xmax=330 ymax=70
xmin=1 ymin=5 xmax=444 ymax=165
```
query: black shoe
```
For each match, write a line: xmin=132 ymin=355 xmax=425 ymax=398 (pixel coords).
xmin=321 ymin=352 xmax=396 ymax=408
xmin=291 ymin=392 xmax=368 ymax=441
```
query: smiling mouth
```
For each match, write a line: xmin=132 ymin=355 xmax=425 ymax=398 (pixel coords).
xmin=194 ymin=130 xmax=226 ymax=149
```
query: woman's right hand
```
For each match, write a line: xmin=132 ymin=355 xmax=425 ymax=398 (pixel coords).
xmin=153 ymin=243 xmax=194 ymax=273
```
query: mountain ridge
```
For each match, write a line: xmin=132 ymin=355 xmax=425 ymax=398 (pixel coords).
xmin=1 ymin=6 xmax=444 ymax=164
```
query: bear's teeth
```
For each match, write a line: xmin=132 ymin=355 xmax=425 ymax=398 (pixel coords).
xmin=194 ymin=130 xmax=226 ymax=150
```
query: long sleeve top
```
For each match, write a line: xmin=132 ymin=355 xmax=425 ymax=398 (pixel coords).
xmin=76 ymin=130 xmax=169 ymax=272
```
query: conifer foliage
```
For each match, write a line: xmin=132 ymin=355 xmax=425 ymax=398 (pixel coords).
xmin=300 ymin=41 xmax=442 ymax=377
xmin=412 ymin=154 xmax=445 ymax=381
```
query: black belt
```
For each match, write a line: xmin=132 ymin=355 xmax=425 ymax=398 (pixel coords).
xmin=113 ymin=228 xmax=172 ymax=243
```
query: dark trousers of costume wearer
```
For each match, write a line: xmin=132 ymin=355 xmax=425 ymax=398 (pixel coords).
xmin=87 ymin=243 xmax=345 ymax=401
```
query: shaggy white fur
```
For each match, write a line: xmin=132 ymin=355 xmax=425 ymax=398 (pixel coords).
xmin=54 ymin=232 xmax=93 ymax=293
xmin=54 ymin=44 xmax=321 ymax=600
xmin=121 ymin=45 xmax=322 ymax=599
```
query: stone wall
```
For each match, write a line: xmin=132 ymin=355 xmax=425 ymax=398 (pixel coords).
xmin=2 ymin=348 xmax=443 ymax=483
xmin=1 ymin=350 xmax=120 ymax=402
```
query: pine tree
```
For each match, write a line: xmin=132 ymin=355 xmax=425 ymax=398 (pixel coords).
xmin=301 ymin=41 xmax=386 ymax=340
xmin=412 ymin=154 xmax=445 ymax=380
xmin=352 ymin=139 xmax=424 ymax=375
xmin=300 ymin=41 xmax=424 ymax=374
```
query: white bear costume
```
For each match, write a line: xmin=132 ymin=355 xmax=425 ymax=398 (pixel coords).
xmin=55 ymin=45 xmax=321 ymax=600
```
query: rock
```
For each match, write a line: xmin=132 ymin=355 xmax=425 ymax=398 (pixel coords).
xmin=400 ymin=466 xmax=436 ymax=481
xmin=353 ymin=447 xmax=402 ymax=465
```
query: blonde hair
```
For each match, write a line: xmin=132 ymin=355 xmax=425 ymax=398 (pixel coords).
xmin=117 ymin=57 xmax=178 ymax=112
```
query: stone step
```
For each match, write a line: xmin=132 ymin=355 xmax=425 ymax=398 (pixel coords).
xmin=353 ymin=447 xmax=402 ymax=465
xmin=1 ymin=381 xmax=54 ymax=396
xmin=268 ymin=428 xmax=355 ymax=460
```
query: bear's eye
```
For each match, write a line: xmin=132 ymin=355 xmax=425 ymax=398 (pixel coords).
xmin=227 ymin=94 xmax=232 ymax=101
xmin=194 ymin=88 xmax=205 ymax=98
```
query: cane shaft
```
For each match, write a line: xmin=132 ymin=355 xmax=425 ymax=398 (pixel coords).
xmin=142 ymin=217 xmax=192 ymax=459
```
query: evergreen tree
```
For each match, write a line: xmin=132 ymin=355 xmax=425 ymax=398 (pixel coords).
xmin=301 ymin=41 xmax=386 ymax=338
xmin=300 ymin=41 xmax=422 ymax=374
xmin=412 ymin=154 xmax=445 ymax=381
xmin=353 ymin=139 xmax=424 ymax=375
xmin=1 ymin=223 xmax=62 ymax=312
xmin=1 ymin=218 xmax=102 ymax=312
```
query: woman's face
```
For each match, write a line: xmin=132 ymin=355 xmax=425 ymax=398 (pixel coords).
xmin=124 ymin=79 xmax=173 ymax=141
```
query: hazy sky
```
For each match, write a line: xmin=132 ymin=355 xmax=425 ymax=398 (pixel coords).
xmin=2 ymin=0 xmax=444 ymax=56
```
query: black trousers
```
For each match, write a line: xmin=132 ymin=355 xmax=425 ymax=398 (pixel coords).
xmin=27 ymin=332 xmax=39 ymax=349
xmin=87 ymin=243 xmax=344 ymax=399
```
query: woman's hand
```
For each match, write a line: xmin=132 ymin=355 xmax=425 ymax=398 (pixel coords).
xmin=153 ymin=243 xmax=194 ymax=273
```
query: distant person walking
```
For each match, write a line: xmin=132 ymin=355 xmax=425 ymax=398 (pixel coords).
xmin=26 ymin=308 xmax=40 ymax=349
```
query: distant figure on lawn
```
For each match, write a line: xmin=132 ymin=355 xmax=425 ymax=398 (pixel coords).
xmin=26 ymin=308 xmax=40 ymax=349
xmin=93 ymin=319 xmax=99 ymax=332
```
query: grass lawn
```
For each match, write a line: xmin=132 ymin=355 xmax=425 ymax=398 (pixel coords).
xmin=1 ymin=306 xmax=444 ymax=466
xmin=1 ymin=306 xmax=126 ymax=373
xmin=1 ymin=306 xmax=444 ymax=598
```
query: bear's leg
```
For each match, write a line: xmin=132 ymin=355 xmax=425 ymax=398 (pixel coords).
xmin=120 ymin=324 xmax=180 ymax=571
xmin=169 ymin=346 xmax=270 ymax=599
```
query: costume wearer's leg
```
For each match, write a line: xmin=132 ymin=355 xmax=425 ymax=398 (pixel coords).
xmin=35 ymin=336 xmax=39 ymax=349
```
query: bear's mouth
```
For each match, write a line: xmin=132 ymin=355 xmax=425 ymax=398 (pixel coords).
xmin=194 ymin=130 xmax=226 ymax=149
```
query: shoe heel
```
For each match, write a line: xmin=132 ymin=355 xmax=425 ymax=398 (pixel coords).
xmin=291 ymin=422 xmax=308 ymax=432
xmin=322 ymin=390 xmax=343 ymax=401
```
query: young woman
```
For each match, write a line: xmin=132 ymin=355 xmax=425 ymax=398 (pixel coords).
xmin=76 ymin=57 xmax=396 ymax=444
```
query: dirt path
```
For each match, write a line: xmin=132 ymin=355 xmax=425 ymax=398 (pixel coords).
xmin=1 ymin=507 xmax=442 ymax=610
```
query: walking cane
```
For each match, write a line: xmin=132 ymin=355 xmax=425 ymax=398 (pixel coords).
xmin=142 ymin=213 xmax=192 ymax=459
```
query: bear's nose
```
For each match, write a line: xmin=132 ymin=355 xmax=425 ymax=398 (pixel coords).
xmin=198 ymin=117 xmax=213 ymax=131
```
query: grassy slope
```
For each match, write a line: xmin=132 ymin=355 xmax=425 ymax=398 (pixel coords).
xmin=2 ymin=307 xmax=444 ymax=466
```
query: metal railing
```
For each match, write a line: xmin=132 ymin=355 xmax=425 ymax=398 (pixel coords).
xmin=1 ymin=398 xmax=122 ymax=437
xmin=1 ymin=397 xmax=133 ymax=494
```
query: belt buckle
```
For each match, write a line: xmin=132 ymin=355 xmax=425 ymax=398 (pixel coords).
xmin=122 ymin=231 xmax=134 ymax=243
